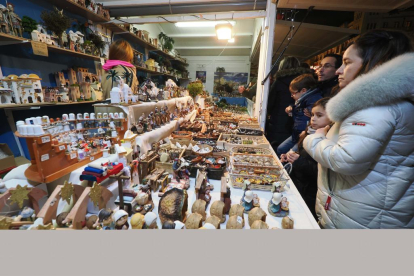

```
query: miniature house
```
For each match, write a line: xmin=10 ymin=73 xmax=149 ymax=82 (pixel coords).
xmin=1 ymin=75 xmax=20 ymax=104
xmin=31 ymin=26 xmax=48 ymax=43
xmin=0 ymin=87 xmax=13 ymax=104
xmin=55 ymin=72 xmax=66 ymax=87
xmin=44 ymin=87 xmax=57 ymax=102
xmin=68 ymin=68 xmax=78 ymax=85
xmin=18 ymin=74 xmax=44 ymax=103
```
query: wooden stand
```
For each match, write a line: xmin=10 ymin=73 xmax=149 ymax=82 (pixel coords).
xmin=66 ymin=185 xmax=113 ymax=229
xmin=36 ymin=185 xmax=85 ymax=225
xmin=138 ymin=152 xmax=158 ymax=183
xmin=109 ymin=171 xmax=130 ymax=211
xmin=145 ymin=168 xmax=166 ymax=192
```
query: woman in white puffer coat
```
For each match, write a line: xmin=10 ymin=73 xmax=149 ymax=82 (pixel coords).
xmin=304 ymin=30 xmax=414 ymax=229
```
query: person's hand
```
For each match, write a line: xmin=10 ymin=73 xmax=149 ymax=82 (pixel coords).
xmin=304 ymin=108 xmax=311 ymax=118
xmin=316 ymin=125 xmax=331 ymax=135
xmin=299 ymin=130 xmax=306 ymax=139
xmin=280 ymin=154 xmax=288 ymax=163
xmin=285 ymin=106 xmax=292 ymax=114
xmin=286 ymin=151 xmax=300 ymax=163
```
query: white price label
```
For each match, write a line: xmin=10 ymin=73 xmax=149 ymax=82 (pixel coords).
xmin=193 ymin=145 xmax=200 ymax=152
xmin=237 ymin=216 xmax=243 ymax=224
xmin=41 ymin=136 xmax=51 ymax=144
xmin=59 ymin=145 xmax=66 ymax=151
xmin=41 ymin=154 xmax=49 ymax=162
xmin=90 ymin=156 xmax=94 ymax=161
xmin=175 ymin=142 xmax=181 ymax=148
xmin=70 ymin=152 xmax=77 ymax=159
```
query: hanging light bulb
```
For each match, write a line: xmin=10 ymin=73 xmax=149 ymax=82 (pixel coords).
xmin=216 ymin=23 xmax=233 ymax=40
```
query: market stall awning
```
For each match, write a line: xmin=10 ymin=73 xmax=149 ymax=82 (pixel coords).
xmin=272 ymin=20 xmax=360 ymax=61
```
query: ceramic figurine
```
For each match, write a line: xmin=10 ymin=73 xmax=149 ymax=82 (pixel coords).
xmin=162 ymin=220 xmax=175 ymax=229
xmin=0 ymin=5 xmax=10 ymax=34
xmin=281 ymin=216 xmax=294 ymax=229
xmin=154 ymin=107 xmax=161 ymax=126
xmin=130 ymin=213 xmax=145 ymax=229
xmin=144 ymin=212 xmax=158 ymax=229
xmin=13 ymin=207 xmax=35 ymax=222
xmin=96 ymin=208 xmax=115 ymax=230
xmin=114 ymin=209 xmax=129 ymax=230
xmin=133 ymin=181 xmax=154 ymax=215
xmin=6 ymin=3 xmax=22 ymax=37
xmin=240 ymin=190 xmax=255 ymax=213
xmin=268 ymin=193 xmax=289 ymax=217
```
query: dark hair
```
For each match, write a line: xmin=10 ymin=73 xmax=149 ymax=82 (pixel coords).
xmin=279 ymin=56 xmax=301 ymax=70
xmin=162 ymin=220 xmax=176 ymax=229
xmin=297 ymin=97 xmax=331 ymax=149
xmin=323 ymin=54 xmax=343 ymax=68
xmin=300 ymin=62 xmax=311 ymax=69
xmin=352 ymin=29 xmax=412 ymax=78
xmin=98 ymin=209 xmax=113 ymax=223
xmin=108 ymin=40 xmax=134 ymax=62
xmin=290 ymin=74 xmax=317 ymax=92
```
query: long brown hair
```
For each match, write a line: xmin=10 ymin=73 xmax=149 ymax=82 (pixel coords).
xmin=108 ymin=40 xmax=134 ymax=62
xmin=352 ymin=29 xmax=412 ymax=79
xmin=297 ymin=97 xmax=331 ymax=150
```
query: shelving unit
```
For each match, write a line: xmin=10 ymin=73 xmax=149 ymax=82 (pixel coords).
xmin=44 ymin=0 xmax=110 ymax=23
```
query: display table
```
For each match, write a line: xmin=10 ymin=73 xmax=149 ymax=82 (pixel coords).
xmin=218 ymin=96 xmax=248 ymax=107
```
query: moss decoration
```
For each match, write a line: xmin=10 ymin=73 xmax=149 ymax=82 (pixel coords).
xmin=187 ymin=80 xmax=203 ymax=98
xmin=22 ymin=16 xmax=38 ymax=34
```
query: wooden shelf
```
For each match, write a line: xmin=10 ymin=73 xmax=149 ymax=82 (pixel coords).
xmin=105 ymin=23 xmax=158 ymax=50
xmin=47 ymin=45 xmax=102 ymax=61
xmin=1 ymin=101 xmax=104 ymax=109
xmin=45 ymin=0 xmax=109 ymax=23
xmin=152 ymin=49 xmax=188 ymax=65
xmin=0 ymin=33 xmax=29 ymax=45
xmin=135 ymin=65 xmax=162 ymax=75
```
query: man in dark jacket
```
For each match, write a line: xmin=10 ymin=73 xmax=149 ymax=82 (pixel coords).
xmin=316 ymin=54 xmax=342 ymax=97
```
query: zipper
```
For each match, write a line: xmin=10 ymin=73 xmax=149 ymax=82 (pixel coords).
xmin=324 ymin=169 xmax=334 ymax=210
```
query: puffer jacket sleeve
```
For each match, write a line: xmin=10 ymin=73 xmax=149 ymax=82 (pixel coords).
xmin=303 ymin=106 xmax=397 ymax=176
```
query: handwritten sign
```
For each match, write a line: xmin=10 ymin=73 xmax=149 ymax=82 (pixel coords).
xmin=41 ymin=154 xmax=49 ymax=162
xmin=59 ymin=145 xmax=66 ymax=151
xmin=31 ymin=41 xmax=48 ymax=57
xmin=41 ymin=136 xmax=51 ymax=144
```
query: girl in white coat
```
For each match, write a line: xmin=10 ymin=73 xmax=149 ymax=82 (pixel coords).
xmin=304 ymin=30 xmax=414 ymax=229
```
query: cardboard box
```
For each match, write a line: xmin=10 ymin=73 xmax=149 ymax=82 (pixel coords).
xmin=0 ymin=143 xmax=17 ymax=172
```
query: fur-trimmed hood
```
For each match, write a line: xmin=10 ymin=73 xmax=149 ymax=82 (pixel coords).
xmin=327 ymin=53 xmax=414 ymax=122
xmin=275 ymin=67 xmax=314 ymax=79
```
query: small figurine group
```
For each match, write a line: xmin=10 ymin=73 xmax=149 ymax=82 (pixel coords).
xmin=93 ymin=208 xmax=159 ymax=230
xmin=134 ymin=104 xmax=171 ymax=135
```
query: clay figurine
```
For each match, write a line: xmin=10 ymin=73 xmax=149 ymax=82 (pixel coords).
xmin=0 ymin=5 xmax=10 ymax=34
xmin=96 ymin=208 xmax=115 ymax=230
xmin=133 ymin=181 xmax=154 ymax=215
xmin=240 ymin=190 xmax=254 ymax=213
xmin=144 ymin=212 xmax=158 ymax=229
xmin=130 ymin=213 xmax=145 ymax=229
xmin=162 ymin=220 xmax=175 ymax=229
xmin=114 ymin=209 xmax=129 ymax=230
xmin=268 ymin=193 xmax=289 ymax=217
xmin=6 ymin=3 xmax=22 ymax=37
xmin=14 ymin=207 xmax=35 ymax=222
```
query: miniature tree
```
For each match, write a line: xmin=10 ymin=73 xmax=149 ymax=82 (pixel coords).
xmin=40 ymin=7 xmax=71 ymax=47
xmin=22 ymin=16 xmax=37 ymax=35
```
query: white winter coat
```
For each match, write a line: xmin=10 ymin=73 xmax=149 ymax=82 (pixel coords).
xmin=304 ymin=53 xmax=414 ymax=229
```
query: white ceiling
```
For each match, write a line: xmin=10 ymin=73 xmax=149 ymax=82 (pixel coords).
xmin=157 ymin=19 xmax=256 ymax=56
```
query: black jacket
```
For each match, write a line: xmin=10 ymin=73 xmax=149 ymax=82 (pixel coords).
xmin=265 ymin=67 xmax=315 ymax=148
xmin=289 ymin=145 xmax=318 ymax=219
xmin=317 ymin=76 xmax=339 ymax=97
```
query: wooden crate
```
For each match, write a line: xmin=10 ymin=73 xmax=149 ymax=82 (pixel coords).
xmin=217 ymin=134 xmax=270 ymax=150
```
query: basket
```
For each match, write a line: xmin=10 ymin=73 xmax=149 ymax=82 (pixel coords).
xmin=217 ymin=134 xmax=269 ymax=150
xmin=192 ymin=144 xmax=213 ymax=156
xmin=230 ymin=147 xmax=272 ymax=155
xmin=237 ymin=126 xmax=263 ymax=136
xmin=230 ymin=173 xmax=288 ymax=191
xmin=171 ymin=131 xmax=192 ymax=140
xmin=231 ymin=153 xmax=280 ymax=170
xmin=184 ymin=154 xmax=226 ymax=180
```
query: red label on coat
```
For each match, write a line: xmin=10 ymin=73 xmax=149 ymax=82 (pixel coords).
xmin=352 ymin=122 xmax=366 ymax=126
xmin=325 ymin=196 xmax=332 ymax=210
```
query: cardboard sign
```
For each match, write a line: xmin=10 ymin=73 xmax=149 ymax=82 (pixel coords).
xmin=31 ymin=41 xmax=48 ymax=57
xmin=59 ymin=145 xmax=66 ymax=151
xmin=70 ymin=152 xmax=77 ymax=159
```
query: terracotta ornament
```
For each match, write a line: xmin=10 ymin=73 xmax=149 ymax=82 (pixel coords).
xmin=191 ymin=199 xmax=207 ymax=221
xmin=185 ymin=213 xmax=203 ymax=229
xmin=205 ymin=215 xmax=221 ymax=229
xmin=210 ymin=201 xmax=226 ymax=223
xmin=130 ymin=213 xmax=145 ymax=229
xmin=144 ymin=212 xmax=158 ymax=229
xmin=226 ymin=215 xmax=243 ymax=229
xmin=250 ymin=220 xmax=269 ymax=229
xmin=114 ymin=209 xmax=129 ymax=230
xmin=247 ymin=207 xmax=267 ymax=227
xmin=281 ymin=216 xmax=294 ymax=229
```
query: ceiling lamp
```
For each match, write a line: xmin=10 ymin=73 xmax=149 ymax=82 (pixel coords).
xmin=216 ymin=23 xmax=232 ymax=40
xmin=228 ymin=37 xmax=235 ymax=43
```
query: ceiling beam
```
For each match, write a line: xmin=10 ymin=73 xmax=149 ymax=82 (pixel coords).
xmin=101 ymin=0 xmax=239 ymax=7
xmin=174 ymin=46 xmax=251 ymax=49
xmin=275 ymin=20 xmax=360 ymax=35
xmin=168 ymin=33 xmax=253 ymax=38
xmin=111 ymin=11 xmax=266 ymax=24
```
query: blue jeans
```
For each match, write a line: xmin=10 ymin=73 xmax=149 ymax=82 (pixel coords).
xmin=276 ymin=136 xmax=297 ymax=157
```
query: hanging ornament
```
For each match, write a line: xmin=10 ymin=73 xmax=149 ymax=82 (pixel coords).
xmin=89 ymin=182 xmax=102 ymax=208
xmin=60 ymin=181 xmax=74 ymax=205
xmin=9 ymin=185 xmax=30 ymax=208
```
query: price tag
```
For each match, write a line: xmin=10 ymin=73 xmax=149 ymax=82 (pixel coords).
xmin=193 ymin=145 xmax=200 ymax=152
xmin=41 ymin=136 xmax=51 ymax=144
xmin=237 ymin=216 xmax=243 ymax=224
xmin=90 ymin=156 xmax=95 ymax=161
xmin=70 ymin=152 xmax=77 ymax=159
xmin=41 ymin=154 xmax=49 ymax=162
xmin=59 ymin=145 xmax=66 ymax=151
xmin=31 ymin=41 xmax=48 ymax=57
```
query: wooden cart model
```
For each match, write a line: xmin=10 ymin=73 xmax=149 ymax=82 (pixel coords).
xmin=138 ymin=151 xmax=159 ymax=183
xmin=36 ymin=183 xmax=85 ymax=225
xmin=65 ymin=183 xmax=113 ymax=229
xmin=0 ymin=186 xmax=47 ymax=229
